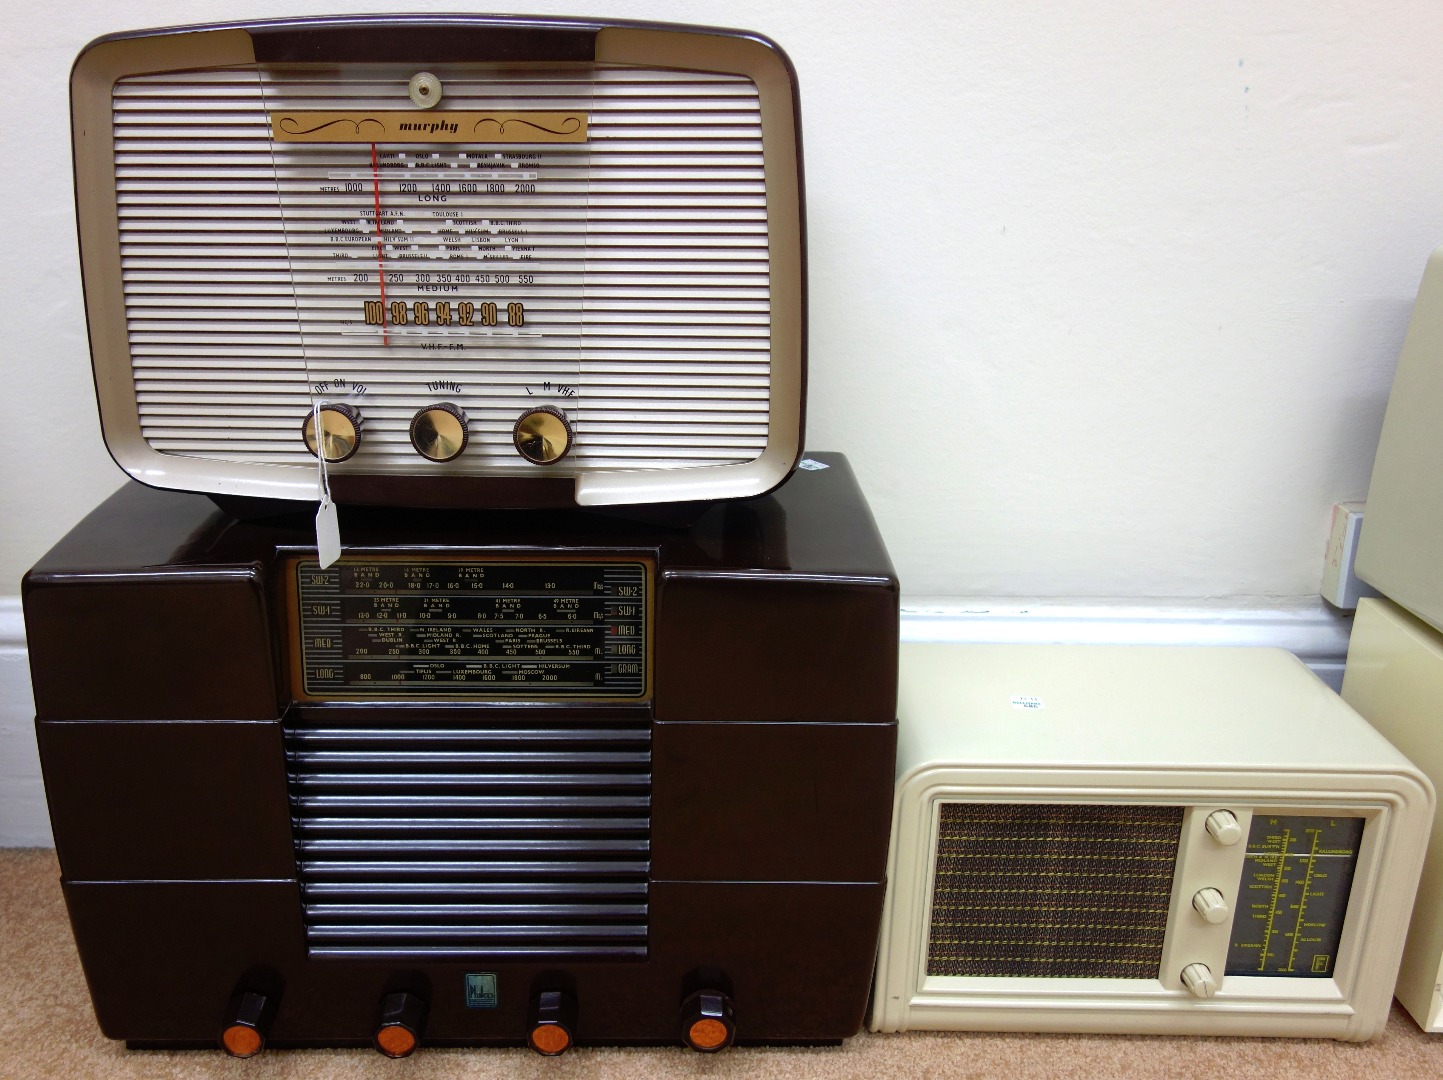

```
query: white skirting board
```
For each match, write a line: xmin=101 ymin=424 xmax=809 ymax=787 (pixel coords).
xmin=0 ymin=597 xmax=46 ymax=847
xmin=0 ymin=595 xmax=1353 ymax=848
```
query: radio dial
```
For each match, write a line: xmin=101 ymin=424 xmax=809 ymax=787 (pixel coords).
xmin=1192 ymin=887 xmax=1230 ymax=924
xmin=302 ymin=403 xmax=362 ymax=463
xmin=1180 ymin=963 xmax=1218 ymax=999
xmin=410 ymin=403 xmax=469 ymax=462
xmin=1204 ymin=809 xmax=1243 ymax=846
xmin=513 ymin=406 xmax=574 ymax=465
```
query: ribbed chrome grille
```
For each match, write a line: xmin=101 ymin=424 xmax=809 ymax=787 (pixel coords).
xmin=112 ymin=65 xmax=771 ymax=473
xmin=285 ymin=717 xmax=651 ymax=960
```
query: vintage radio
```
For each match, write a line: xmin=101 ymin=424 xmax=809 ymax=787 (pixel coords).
xmin=1355 ymin=243 xmax=1443 ymax=630
xmin=24 ymin=453 xmax=898 ymax=1053
xmin=71 ymin=15 xmax=804 ymax=510
xmin=1342 ymin=598 xmax=1443 ymax=1033
xmin=1341 ymin=244 xmax=1443 ymax=1034
xmin=869 ymin=643 xmax=1434 ymax=1041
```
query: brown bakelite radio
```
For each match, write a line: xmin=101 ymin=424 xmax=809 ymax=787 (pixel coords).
xmin=28 ymin=15 xmax=897 ymax=1057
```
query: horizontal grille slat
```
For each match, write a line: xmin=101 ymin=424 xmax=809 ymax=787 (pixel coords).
xmin=303 ymin=859 xmax=651 ymax=878
xmin=308 ymin=924 xmax=646 ymax=941
xmin=285 ymin=716 xmax=650 ymax=960
xmin=311 ymin=945 xmax=645 ymax=960
xmin=306 ymin=903 xmax=648 ymax=921
xmin=296 ymin=815 xmax=650 ymax=834
xmin=113 ymin=63 xmax=775 ymax=474
xmin=296 ymin=838 xmax=650 ymax=856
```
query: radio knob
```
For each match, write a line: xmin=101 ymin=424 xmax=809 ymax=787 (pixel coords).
xmin=680 ymin=989 xmax=736 ymax=1052
xmin=373 ymin=990 xmax=427 ymax=1058
xmin=1192 ymin=887 xmax=1230 ymax=924
xmin=513 ymin=405 xmax=574 ymax=465
xmin=219 ymin=989 xmax=276 ymax=1058
xmin=410 ymin=403 xmax=469 ymax=462
xmin=527 ymin=990 xmax=578 ymax=1056
xmin=1204 ymin=809 xmax=1243 ymax=846
xmin=1180 ymin=963 xmax=1219 ymax=999
xmin=302 ymin=403 xmax=362 ymax=463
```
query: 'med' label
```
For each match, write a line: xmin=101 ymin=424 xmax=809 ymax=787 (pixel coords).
xmin=465 ymin=973 xmax=499 ymax=1009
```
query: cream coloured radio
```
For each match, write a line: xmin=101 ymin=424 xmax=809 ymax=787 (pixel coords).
xmin=870 ymin=644 xmax=1434 ymax=1041
xmin=71 ymin=16 xmax=804 ymax=508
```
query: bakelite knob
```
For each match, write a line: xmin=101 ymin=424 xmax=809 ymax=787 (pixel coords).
xmin=1181 ymin=963 xmax=1219 ymax=999
xmin=302 ymin=402 xmax=362 ymax=463
xmin=373 ymin=990 xmax=427 ymax=1058
xmin=680 ymin=989 xmax=735 ymax=1052
xmin=219 ymin=990 xmax=276 ymax=1058
xmin=1192 ymin=887 xmax=1230 ymax=924
xmin=512 ymin=405 xmax=573 ymax=465
xmin=410 ymin=402 xmax=469 ymax=462
xmin=527 ymin=990 xmax=578 ymax=1056
xmin=1204 ymin=809 xmax=1243 ymax=846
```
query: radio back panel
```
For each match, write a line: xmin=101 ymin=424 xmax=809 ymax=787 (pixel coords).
xmin=72 ymin=17 xmax=805 ymax=508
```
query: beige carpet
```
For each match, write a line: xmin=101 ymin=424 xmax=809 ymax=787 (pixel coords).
xmin=3 ymin=848 xmax=1441 ymax=1079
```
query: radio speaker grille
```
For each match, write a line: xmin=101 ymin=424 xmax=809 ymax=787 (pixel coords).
xmin=283 ymin=715 xmax=651 ymax=960
xmin=111 ymin=66 xmax=772 ymax=473
xmin=926 ymin=803 xmax=1183 ymax=978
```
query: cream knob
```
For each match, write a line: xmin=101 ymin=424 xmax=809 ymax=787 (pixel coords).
xmin=1180 ymin=963 xmax=1218 ymax=999
xmin=1192 ymin=887 xmax=1230 ymax=924
xmin=1204 ymin=809 xmax=1243 ymax=846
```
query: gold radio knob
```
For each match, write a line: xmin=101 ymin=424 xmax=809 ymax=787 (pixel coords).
xmin=410 ymin=403 xmax=469 ymax=462
xmin=301 ymin=403 xmax=362 ymax=463
xmin=512 ymin=406 xmax=573 ymax=465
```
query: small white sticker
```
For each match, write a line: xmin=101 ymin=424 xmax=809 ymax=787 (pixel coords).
xmin=797 ymin=458 xmax=829 ymax=471
xmin=1011 ymin=695 xmax=1044 ymax=711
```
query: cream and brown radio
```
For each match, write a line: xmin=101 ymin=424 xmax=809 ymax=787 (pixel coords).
xmin=869 ymin=644 xmax=1434 ymax=1040
xmin=72 ymin=15 xmax=804 ymax=509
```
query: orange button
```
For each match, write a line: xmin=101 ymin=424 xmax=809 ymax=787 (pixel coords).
xmin=221 ymin=1024 xmax=263 ymax=1058
xmin=688 ymin=1018 xmax=730 ymax=1050
xmin=530 ymin=1023 xmax=572 ymax=1056
xmin=375 ymin=1024 xmax=418 ymax=1058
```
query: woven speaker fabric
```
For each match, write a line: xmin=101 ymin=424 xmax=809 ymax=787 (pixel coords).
xmin=926 ymin=803 xmax=1184 ymax=978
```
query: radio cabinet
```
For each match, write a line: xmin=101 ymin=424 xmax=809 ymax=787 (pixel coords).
xmin=25 ymin=453 xmax=898 ymax=1050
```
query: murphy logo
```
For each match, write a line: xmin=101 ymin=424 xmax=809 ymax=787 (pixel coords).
xmin=271 ymin=111 xmax=588 ymax=144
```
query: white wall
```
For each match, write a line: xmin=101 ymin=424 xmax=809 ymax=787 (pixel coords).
xmin=4 ymin=0 xmax=1439 ymax=844
xmin=4 ymin=0 xmax=1443 ymax=600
